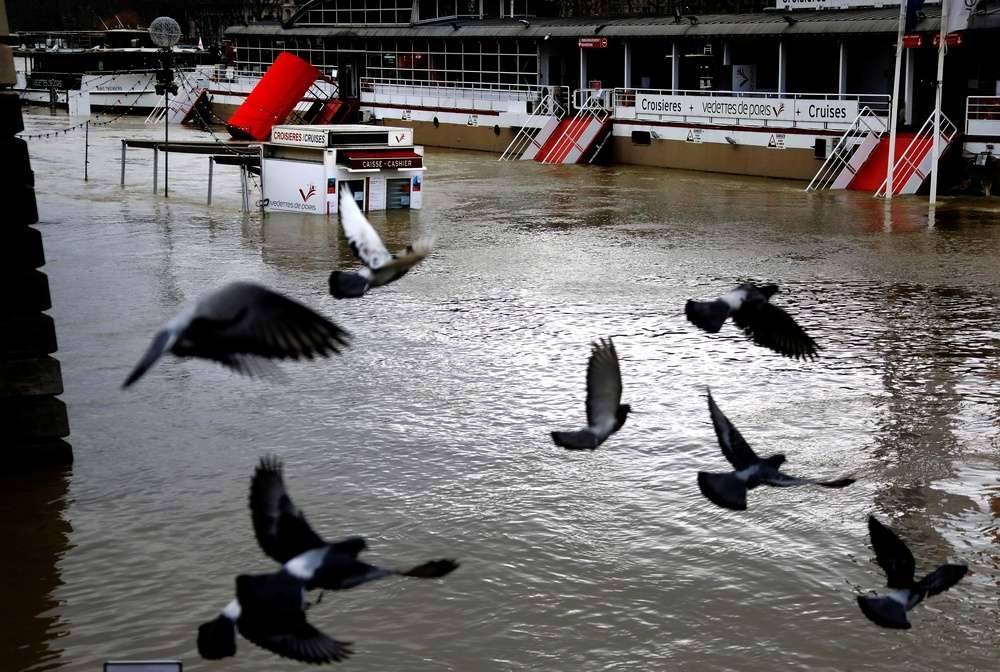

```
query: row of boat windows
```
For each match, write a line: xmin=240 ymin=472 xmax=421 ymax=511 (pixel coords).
xmin=300 ymin=0 xmax=532 ymax=24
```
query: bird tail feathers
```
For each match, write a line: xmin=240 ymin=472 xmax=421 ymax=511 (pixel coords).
xmin=857 ymin=593 xmax=911 ymax=629
xmin=697 ymin=471 xmax=748 ymax=511
xmin=401 ymin=558 xmax=460 ymax=578
xmin=197 ymin=614 xmax=238 ymax=660
xmin=685 ymin=299 xmax=731 ymax=334
xmin=551 ymin=430 xmax=598 ymax=451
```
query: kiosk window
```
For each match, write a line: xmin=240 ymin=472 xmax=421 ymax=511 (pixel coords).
xmin=386 ymin=178 xmax=411 ymax=209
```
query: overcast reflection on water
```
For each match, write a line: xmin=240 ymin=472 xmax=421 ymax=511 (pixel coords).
xmin=5 ymin=113 xmax=1000 ymax=672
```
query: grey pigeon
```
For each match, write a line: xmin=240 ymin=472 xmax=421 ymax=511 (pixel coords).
xmin=697 ymin=389 xmax=854 ymax=510
xmin=329 ymin=184 xmax=432 ymax=299
xmin=857 ymin=515 xmax=968 ymax=629
xmin=550 ymin=338 xmax=631 ymax=450
xmin=122 ymin=281 xmax=351 ymax=387
xmin=685 ymin=283 xmax=819 ymax=360
xmin=197 ymin=572 xmax=353 ymax=664
xmin=249 ymin=456 xmax=459 ymax=590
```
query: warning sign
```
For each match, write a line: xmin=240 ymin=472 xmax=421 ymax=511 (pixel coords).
xmin=401 ymin=109 xmax=412 ymax=121
xmin=686 ymin=128 xmax=703 ymax=143
xmin=467 ymin=114 xmax=479 ymax=127
xmin=767 ymin=133 xmax=786 ymax=149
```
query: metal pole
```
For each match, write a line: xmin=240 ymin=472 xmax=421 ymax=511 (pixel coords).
xmin=207 ymin=157 xmax=213 ymax=205
xmin=929 ymin=0 xmax=948 ymax=206
xmin=120 ymin=138 xmax=126 ymax=186
xmin=153 ymin=147 xmax=158 ymax=194
xmin=164 ymin=87 xmax=169 ymax=198
xmin=84 ymin=120 xmax=89 ymax=181
xmin=885 ymin=0 xmax=907 ymax=199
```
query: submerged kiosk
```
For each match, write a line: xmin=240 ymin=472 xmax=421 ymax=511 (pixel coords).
xmin=262 ymin=124 xmax=425 ymax=215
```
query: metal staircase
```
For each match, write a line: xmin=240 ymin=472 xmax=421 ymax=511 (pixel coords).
xmin=874 ymin=111 xmax=958 ymax=197
xmin=805 ymin=107 xmax=887 ymax=192
xmin=538 ymin=91 xmax=612 ymax=165
xmin=498 ymin=92 xmax=566 ymax=161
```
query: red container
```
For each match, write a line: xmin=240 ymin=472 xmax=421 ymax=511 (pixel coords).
xmin=226 ymin=52 xmax=320 ymax=141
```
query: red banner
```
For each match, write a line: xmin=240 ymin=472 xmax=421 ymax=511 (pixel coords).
xmin=578 ymin=37 xmax=608 ymax=49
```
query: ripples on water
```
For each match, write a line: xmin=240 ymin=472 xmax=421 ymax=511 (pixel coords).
xmin=5 ymin=114 xmax=999 ymax=671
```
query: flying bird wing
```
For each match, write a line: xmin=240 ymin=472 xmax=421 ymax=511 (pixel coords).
xmin=914 ymin=564 xmax=968 ymax=599
xmin=194 ymin=281 xmax=351 ymax=363
xmin=339 ymin=185 xmax=393 ymax=269
xmin=239 ymin=619 xmax=354 ymax=664
xmin=367 ymin=239 xmax=433 ymax=289
xmin=867 ymin=516 xmax=916 ymax=589
xmin=762 ymin=472 xmax=856 ymax=488
xmin=585 ymin=338 xmax=623 ymax=431
xmin=706 ymin=390 xmax=759 ymax=470
xmin=731 ymin=301 xmax=819 ymax=360
xmin=249 ymin=456 xmax=327 ymax=564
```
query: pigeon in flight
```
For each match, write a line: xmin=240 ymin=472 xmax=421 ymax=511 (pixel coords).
xmin=696 ymin=390 xmax=854 ymax=510
xmin=550 ymin=338 xmax=631 ymax=450
xmin=122 ymin=281 xmax=351 ymax=388
xmin=685 ymin=283 xmax=819 ymax=360
xmin=329 ymin=184 xmax=432 ymax=299
xmin=197 ymin=572 xmax=353 ymax=664
xmin=857 ymin=516 xmax=968 ymax=629
xmin=249 ymin=456 xmax=459 ymax=590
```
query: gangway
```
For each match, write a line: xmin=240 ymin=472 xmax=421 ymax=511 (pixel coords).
xmin=498 ymin=92 xmax=565 ymax=161
xmin=536 ymin=91 xmax=611 ymax=165
xmin=874 ymin=112 xmax=959 ymax=197
xmin=805 ymin=107 xmax=887 ymax=191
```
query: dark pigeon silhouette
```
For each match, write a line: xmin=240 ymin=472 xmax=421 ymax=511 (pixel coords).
xmin=197 ymin=573 xmax=353 ymax=664
xmin=329 ymin=184 xmax=432 ymax=299
xmin=123 ymin=281 xmax=351 ymax=387
xmin=685 ymin=283 xmax=819 ymax=360
xmin=697 ymin=389 xmax=855 ymax=510
xmin=249 ymin=456 xmax=459 ymax=590
xmin=857 ymin=515 xmax=968 ymax=629
xmin=550 ymin=337 xmax=631 ymax=450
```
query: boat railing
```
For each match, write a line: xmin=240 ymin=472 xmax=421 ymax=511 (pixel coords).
xmin=874 ymin=111 xmax=958 ymax=198
xmin=360 ymin=77 xmax=564 ymax=113
xmin=966 ymin=96 xmax=1000 ymax=136
xmin=498 ymin=92 xmax=567 ymax=161
xmin=612 ymin=87 xmax=891 ymax=131
xmin=572 ymin=88 xmax=612 ymax=110
xmin=805 ymin=106 xmax=887 ymax=192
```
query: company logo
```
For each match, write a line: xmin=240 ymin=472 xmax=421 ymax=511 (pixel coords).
xmin=298 ymin=185 xmax=317 ymax=202
xmin=394 ymin=132 xmax=407 ymax=144
xmin=772 ymin=103 xmax=786 ymax=117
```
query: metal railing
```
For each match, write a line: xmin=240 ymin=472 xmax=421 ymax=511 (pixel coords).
xmin=612 ymin=87 xmax=891 ymax=130
xmin=498 ymin=92 xmax=566 ymax=161
xmin=539 ymin=90 xmax=611 ymax=165
xmin=360 ymin=77 xmax=567 ymax=112
xmin=966 ymin=96 xmax=1000 ymax=135
xmin=806 ymin=107 xmax=888 ymax=192
xmin=573 ymin=87 xmax=612 ymax=110
xmin=875 ymin=111 xmax=958 ymax=198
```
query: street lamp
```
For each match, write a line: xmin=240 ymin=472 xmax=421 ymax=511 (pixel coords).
xmin=149 ymin=17 xmax=181 ymax=197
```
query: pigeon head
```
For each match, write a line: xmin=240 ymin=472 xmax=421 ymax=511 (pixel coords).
xmin=197 ymin=614 xmax=238 ymax=660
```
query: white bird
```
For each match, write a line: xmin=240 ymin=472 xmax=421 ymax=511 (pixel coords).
xmin=329 ymin=184 xmax=432 ymax=299
xmin=550 ymin=338 xmax=631 ymax=450
xmin=122 ymin=281 xmax=351 ymax=387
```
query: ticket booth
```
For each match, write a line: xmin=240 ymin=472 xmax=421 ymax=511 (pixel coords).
xmin=261 ymin=124 xmax=425 ymax=215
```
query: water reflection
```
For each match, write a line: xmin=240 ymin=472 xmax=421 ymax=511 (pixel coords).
xmin=0 ymin=469 xmax=72 ymax=672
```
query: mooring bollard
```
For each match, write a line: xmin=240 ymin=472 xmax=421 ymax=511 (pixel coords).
xmin=0 ymin=88 xmax=73 ymax=469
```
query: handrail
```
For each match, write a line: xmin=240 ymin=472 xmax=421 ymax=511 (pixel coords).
xmin=498 ymin=92 xmax=566 ymax=161
xmin=805 ymin=106 xmax=887 ymax=192
xmin=875 ymin=111 xmax=958 ymax=197
xmin=966 ymin=96 xmax=1000 ymax=135
xmin=540 ymin=91 xmax=610 ymax=164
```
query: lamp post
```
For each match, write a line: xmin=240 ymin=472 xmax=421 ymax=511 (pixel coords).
xmin=149 ymin=17 xmax=181 ymax=197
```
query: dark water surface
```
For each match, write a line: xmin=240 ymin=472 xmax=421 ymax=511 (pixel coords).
xmin=5 ymin=113 xmax=1000 ymax=672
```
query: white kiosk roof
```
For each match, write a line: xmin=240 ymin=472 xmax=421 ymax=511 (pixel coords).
xmin=270 ymin=124 xmax=414 ymax=149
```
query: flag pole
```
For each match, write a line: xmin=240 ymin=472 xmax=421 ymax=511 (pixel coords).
xmin=885 ymin=0 xmax=907 ymax=199
xmin=929 ymin=0 xmax=948 ymax=206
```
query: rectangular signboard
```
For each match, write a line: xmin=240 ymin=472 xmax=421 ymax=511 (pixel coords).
xmin=263 ymin=159 xmax=326 ymax=214
xmin=634 ymin=93 xmax=858 ymax=125
xmin=270 ymin=126 xmax=330 ymax=148
xmin=578 ymin=37 xmax=608 ymax=49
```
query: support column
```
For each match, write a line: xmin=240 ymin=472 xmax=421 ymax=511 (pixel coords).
xmin=0 ymin=37 xmax=72 ymax=468
xmin=777 ymin=40 xmax=787 ymax=94
xmin=904 ymin=47 xmax=915 ymax=126
xmin=623 ymin=40 xmax=631 ymax=89
xmin=579 ymin=46 xmax=587 ymax=93
xmin=671 ymin=41 xmax=679 ymax=92
xmin=722 ymin=41 xmax=731 ymax=67
xmin=837 ymin=40 xmax=847 ymax=96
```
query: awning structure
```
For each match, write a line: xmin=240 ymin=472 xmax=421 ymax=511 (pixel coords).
xmin=227 ymin=8 xmax=945 ymax=41
xmin=338 ymin=149 xmax=424 ymax=171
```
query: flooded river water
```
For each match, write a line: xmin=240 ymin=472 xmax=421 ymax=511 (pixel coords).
xmin=4 ymin=112 xmax=1000 ymax=671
